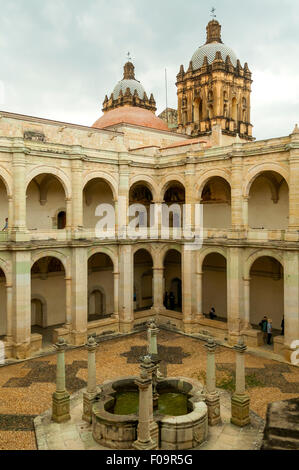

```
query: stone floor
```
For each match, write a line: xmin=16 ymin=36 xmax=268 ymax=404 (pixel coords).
xmin=34 ymin=389 xmax=264 ymax=451
xmin=0 ymin=330 xmax=299 ymax=450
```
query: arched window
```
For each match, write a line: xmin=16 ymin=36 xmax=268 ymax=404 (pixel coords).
xmin=57 ymin=211 xmax=66 ymax=229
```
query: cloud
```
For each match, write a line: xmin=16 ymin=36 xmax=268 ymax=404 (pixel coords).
xmin=0 ymin=0 xmax=297 ymax=140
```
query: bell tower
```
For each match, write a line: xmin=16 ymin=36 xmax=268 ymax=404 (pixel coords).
xmin=176 ymin=19 xmax=254 ymax=141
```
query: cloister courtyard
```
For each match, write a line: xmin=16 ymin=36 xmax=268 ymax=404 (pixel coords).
xmin=0 ymin=329 xmax=298 ymax=450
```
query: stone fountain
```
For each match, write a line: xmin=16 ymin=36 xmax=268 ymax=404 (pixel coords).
xmin=91 ymin=320 xmax=209 ymax=450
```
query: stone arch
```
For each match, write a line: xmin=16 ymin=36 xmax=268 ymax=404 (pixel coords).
xmin=88 ymin=285 xmax=106 ymax=317
xmin=159 ymin=245 xmax=182 ymax=267
xmin=247 ymin=252 xmax=284 ymax=332
xmin=244 ymin=249 xmax=284 ymax=280
xmin=83 ymin=172 xmax=118 ymax=201
xmin=26 ymin=167 xmax=71 ymax=199
xmin=129 ymin=176 xmax=158 ymax=202
xmin=198 ymin=246 xmax=227 ymax=273
xmin=159 ymin=177 xmax=186 ymax=202
xmin=243 ymin=164 xmax=289 ymax=198
xmin=87 ymin=246 xmax=117 ymax=271
xmin=0 ymin=166 xmax=13 ymax=197
xmin=133 ymin=248 xmax=154 ymax=311
xmin=31 ymin=294 xmax=48 ymax=328
xmin=201 ymin=249 xmax=228 ymax=320
xmin=31 ymin=250 xmax=70 ymax=277
xmin=88 ymin=252 xmax=114 ymax=319
xmin=196 ymin=170 xmax=231 ymax=200
xmin=0 ymin=256 xmax=11 ymax=284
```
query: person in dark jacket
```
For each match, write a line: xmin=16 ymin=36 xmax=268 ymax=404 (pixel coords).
xmin=164 ymin=292 xmax=169 ymax=309
xmin=259 ymin=316 xmax=268 ymax=344
xmin=169 ymin=292 xmax=175 ymax=311
xmin=209 ymin=307 xmax=216 ymax=320
xmin=281 ymin=317 xmax=284 ymax=336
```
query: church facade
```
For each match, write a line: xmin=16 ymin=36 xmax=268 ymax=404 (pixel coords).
xmin=0 ymin=19 xmax=298 ymax=363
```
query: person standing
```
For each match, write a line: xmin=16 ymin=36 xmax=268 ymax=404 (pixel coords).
xmin=169 ymin=292 xmax=175 ymax=311
xmin=2 ymin=218 xmax=8 ymax=231
xmin=209 ymin=307 xmax=216 ymax=320
xmin=259 ymin=316 xmax=268 ymax=344
xmin=164 ymin=292 xmax=169 ymax=309
xmin=281 ymin=317 xmax=284 ymax=336
xmin=267 ymin=319 xmax=273 ymax=345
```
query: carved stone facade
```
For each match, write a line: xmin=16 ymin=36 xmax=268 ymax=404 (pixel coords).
xmin=176 ymin=20 xmax=253 ymax=141
xmin=102 ymin=61 xmax=156 ymax=113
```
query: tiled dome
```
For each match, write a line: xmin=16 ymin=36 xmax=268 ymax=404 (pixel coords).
xmin=113 ymin=79 xmax=146 ymax=100
xmin=191 ymin=43 xmax=237 ymax=70
xmin=92 ymin=106 xmax=169 ymax=131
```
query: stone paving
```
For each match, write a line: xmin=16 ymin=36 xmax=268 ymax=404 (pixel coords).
xmin=0 ymin=330 xmax=298 ymax=450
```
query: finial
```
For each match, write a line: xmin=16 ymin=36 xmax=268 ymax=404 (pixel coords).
xmin=292 ymin=124 xmax=299 ymax=134
xmin=211 ymin=7 xmax=216 ymax=19
xmin=127 ymin=51 xmax=132 ymax=62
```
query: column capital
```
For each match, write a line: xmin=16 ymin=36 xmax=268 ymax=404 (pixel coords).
xmin=205 ymin=338 xmax=217 ymax=353
xmin=85 ymin=336 xmax=97 ymax=353
xmin=233 ymin=338 xmax=247 ymax=354
xmin=54 ymin=337 xmax=68 ymax=352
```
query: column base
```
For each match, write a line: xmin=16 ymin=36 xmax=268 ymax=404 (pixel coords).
xmin=10 ymin=230 xmax=31 ymax=242
xmin=52 ymin=391 xmax=70 ymax=423
xmin=150 ymin=421 xmax=159 ymax=447
xmin=228 ymin=331 xmax=241 ymax=346
xmin=231 ymin=393 xmax=250 ymax=427
xmin=183 ymin=321 xmax=199 ymax=334
xmin=70 ymin=330 xmax=87 ymax=346
xmin=133 ymin=438 xmax=158 ymax=451
xmin=12 ymin=341 xmax=31 ymax=360
xmin=82 ymin=390 xmax=99 ymax=424
xmin=119 ymin=321 xmax=134 ymax=334
xmin=206 ymin=392 xmax=221 ymax=426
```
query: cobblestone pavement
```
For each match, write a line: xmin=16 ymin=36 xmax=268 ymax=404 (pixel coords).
xmin=0 ymin=330 xmax=298 ymax=450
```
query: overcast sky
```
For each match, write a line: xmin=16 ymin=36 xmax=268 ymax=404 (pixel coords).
xmin=0 ymin=0 xmax=298 ymax=141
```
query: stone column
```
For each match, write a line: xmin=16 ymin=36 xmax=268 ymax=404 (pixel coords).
xmin=231 ymin=339 xmax=250 ymax=427
xmin=64 ymin=277 xmax=72 ymax=328
xmin=205 ymin=339 xmax=221 ymax=426
xmin=71 ymin=160 xmax=83 ymax=232
xmin=284 ymin=251 xmax=299 ymax=360
xmin=82 ymin=336 xmax=98 ymax=423
xmin=119 ymin=244 xmax=134 ymax=333
xmin=65 ymin=198 xmax=72 ymax=232
xmin=5 ymin=283 xmax=13 ymax=342
xmin=12 ymin=151 xmax=27 ymax=241
xmin=231 ymin=154 xmax=244 ymax=230
xmin=118 ymin=163 xmax=130 ymax=239
xmin=11 ymin=251 xmax=31 ymax=359
xmin=71 ymin=248 xmax=88 ymax=346
xmin=152 ymin=268 xmax=165 ymax=313
xmin=182 ymin=246 xmax=194 ymax=333
xmin=227 ymin=247 xmax=243 ymax=344
xmin=243 ymin=277 xmax=251 ymax=331
xmin=196 ymin=271 xmax=203 ymax=319
xmin=8 ymin=196 xmax=13 ymax=233
xmin=242 ymin=196 xmax=249 ymax=230
xmin=133 ymin=356 xmax=157 ymax=450
xmin=113 ymin=271 xmax=120 ymax=321
xmin=52 ymin=338 xmax=70 ymax=423
xmin=288 ymin=127 xmax=299 ymax=229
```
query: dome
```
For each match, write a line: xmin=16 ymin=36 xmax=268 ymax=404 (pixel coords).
xmin=191 ymin=43 xmax=237 ymax=70
xmin=92 ymin=106 xmax=169 ymax=131
xmin=113 ymin=79 xmax=146 ymax=100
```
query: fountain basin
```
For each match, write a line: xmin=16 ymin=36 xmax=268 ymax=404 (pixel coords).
xmin=92 ymin=376 xmax=208 ymax=450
